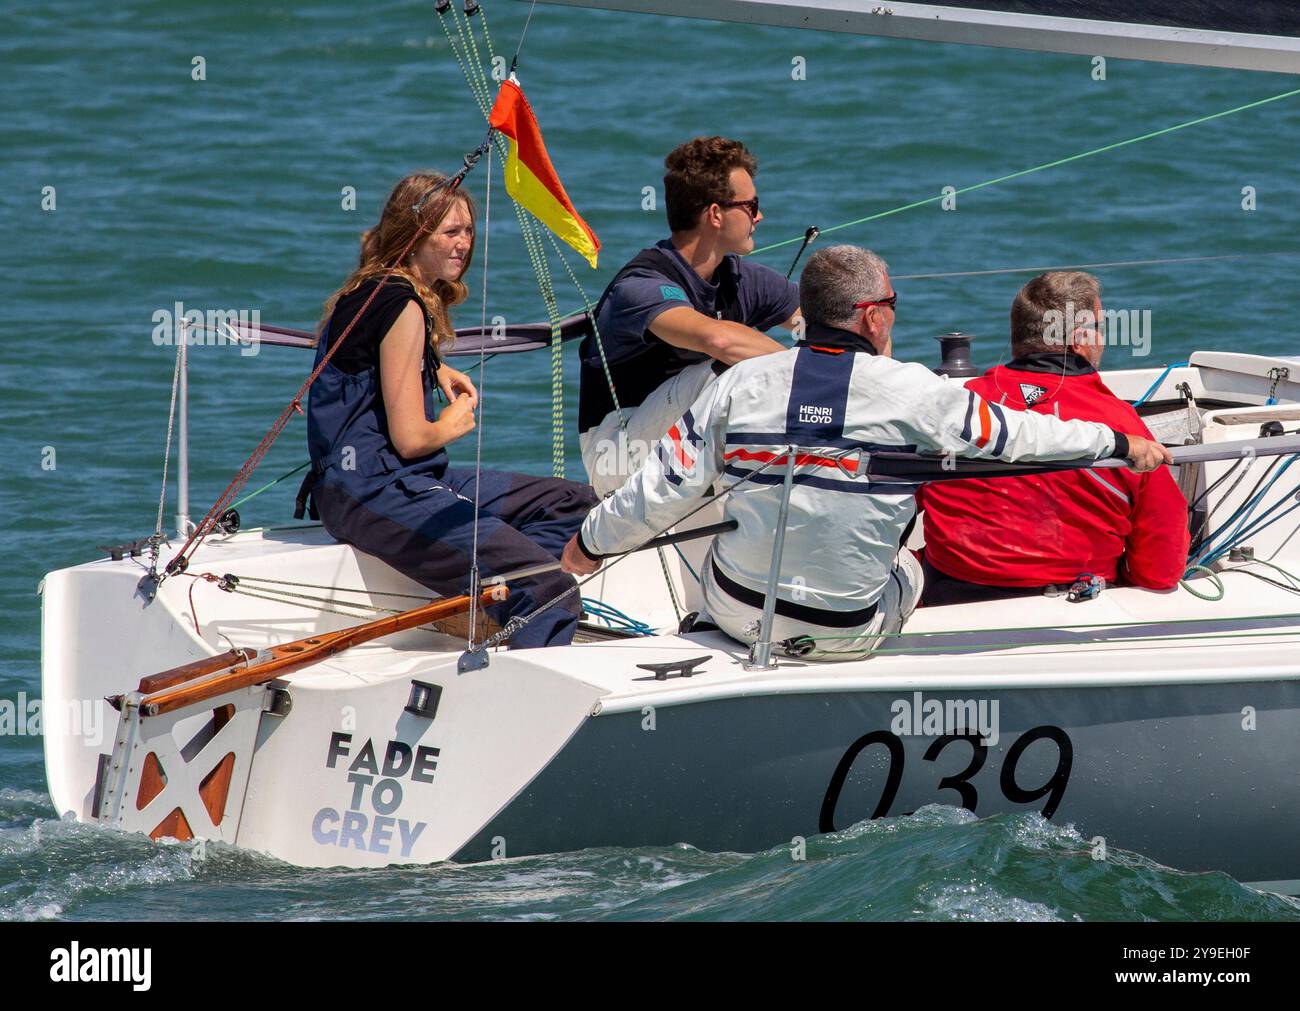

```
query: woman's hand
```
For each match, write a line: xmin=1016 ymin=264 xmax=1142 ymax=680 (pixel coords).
xmin=432 ymin=394 xmax=476 ymax=448
xmin=438 ymin=364 xmax=478 ymax=408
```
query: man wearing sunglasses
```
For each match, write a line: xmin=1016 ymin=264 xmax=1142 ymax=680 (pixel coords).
xmin=577 ymin=136 xmax=802 ymax=496
xmin=562 ymin=246 xmax=1171 ymax=660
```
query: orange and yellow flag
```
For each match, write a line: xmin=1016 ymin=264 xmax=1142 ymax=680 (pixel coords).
xmin=490 ymin=75 xmax=600 ymax=269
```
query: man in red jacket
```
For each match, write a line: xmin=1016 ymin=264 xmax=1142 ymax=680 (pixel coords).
xmin=918 ymin=271 xmax=1189 ymax=604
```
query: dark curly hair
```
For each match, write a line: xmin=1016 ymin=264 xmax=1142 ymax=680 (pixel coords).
xmin=663 ymin=136 xmax=758 ymax=233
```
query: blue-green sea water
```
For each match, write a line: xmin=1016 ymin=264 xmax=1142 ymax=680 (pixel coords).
xmin=3 ymin=0 xmax=1299 ymax=921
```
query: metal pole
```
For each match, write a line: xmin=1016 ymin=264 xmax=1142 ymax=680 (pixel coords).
xmin=746 ymin=447 xmax=797 ymax=671
xmin=176 ymin=322 xmax=191 ymax=537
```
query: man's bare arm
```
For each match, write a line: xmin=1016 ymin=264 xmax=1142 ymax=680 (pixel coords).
xmin=648 ymin=305 xmax=786 ymax=365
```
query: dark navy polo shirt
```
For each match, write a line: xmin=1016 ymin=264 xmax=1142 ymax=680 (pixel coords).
xmin=577 ymin=240 xmax=799 ymax=431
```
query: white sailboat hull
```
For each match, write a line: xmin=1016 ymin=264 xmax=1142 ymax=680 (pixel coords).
xmin=38 ymin=353 xmax=1300 ymax=891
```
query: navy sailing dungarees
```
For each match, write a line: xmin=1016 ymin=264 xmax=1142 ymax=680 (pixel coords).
xmin=303 ymin=303 xmax=599 ymax=649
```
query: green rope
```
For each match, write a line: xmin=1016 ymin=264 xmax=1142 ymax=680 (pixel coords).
xmin=460 ymin=7 xmax=496 ymax=108
xmin=450 ymin=9 xmax=493 ymax=113
xmin=438 ymin=12 xmax=491 ymax=117
xmin=545 ymin=229 xmax=624 ymax=427
xmin=478 ymin=2 xmax=500 ymax=63
xmin=1180 ymin=563 xmax=1226 ymax=601
xmin=1237 ymin=556 xmax=1300 ymax=587
xmin=230 ymin=461 xmax=310 ymax=510
xmin=752 ymin=86 xmax=1300 ymax=255
xmin=673 ymin=542 xmax=701 ymax=584
xmin=461 ymin=352 xmax=498 ymax=374
xmin=1247 ymin=558 xmax=1300 ymax=589
xmin=549 ymin=277 xmax=566 ymax=478
xmin=509 ymin=204 xmax=567 ymax=477
xmin=1216 ymin=558 xmax=1300 ymax=597
xmin=438 ymin=2 xmax=570 ymax=478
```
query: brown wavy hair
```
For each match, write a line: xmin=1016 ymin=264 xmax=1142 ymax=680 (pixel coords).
xmin=663 ymin=136 xmax=758 ymax=233
xmin=320 ymin=172 xmax=476 ymax=350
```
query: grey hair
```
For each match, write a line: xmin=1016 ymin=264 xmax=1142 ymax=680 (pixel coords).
xmin=799 ymin=245 xmax=890 ymax=329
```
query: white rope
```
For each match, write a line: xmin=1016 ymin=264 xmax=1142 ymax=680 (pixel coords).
xmin=150 ymin=332 xmax=186 ymax=572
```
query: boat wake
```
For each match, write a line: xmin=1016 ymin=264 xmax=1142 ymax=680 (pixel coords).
xmin=3 ymin=791 xmax=1297 ymax=922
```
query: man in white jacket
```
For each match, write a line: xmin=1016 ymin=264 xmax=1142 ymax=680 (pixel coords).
xmin=561 ymin=246 xmax=1171 ymax=659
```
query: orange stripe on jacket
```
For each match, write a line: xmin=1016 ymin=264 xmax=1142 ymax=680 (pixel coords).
xmin=975 ymin=398 xmax=992 ymax=449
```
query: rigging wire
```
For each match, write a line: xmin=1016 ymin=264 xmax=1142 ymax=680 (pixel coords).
xmin=512 ymin=0 xmax=539 ymax=72
xmin=559 ymin=248 xmax=1300 ymax=321
xmin=148 ymin=337 xmax=186 ymax=574
xmin=439 ymin=0 xmax=572 ymax=476
xmin=751 ymin=86 xmax=1300 ymax=256
xmin=230 ymin=461 xmax=310 ymax=511
xmin=892 ymin=250 xmax=1300 ymax=282
xmin=468 ymin=143 xmax=493 ymax=649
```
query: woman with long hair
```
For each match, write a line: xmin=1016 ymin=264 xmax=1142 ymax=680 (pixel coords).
xmin=302 ymin=172 xmax=598 ymax=648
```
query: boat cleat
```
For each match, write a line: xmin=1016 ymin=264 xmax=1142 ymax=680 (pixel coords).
xmin=634 ymin=656 xmax=710 ymax=681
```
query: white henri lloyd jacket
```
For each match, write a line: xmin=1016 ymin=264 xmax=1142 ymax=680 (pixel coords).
xmin=579 ymin=329 xmax=1123 ymax=619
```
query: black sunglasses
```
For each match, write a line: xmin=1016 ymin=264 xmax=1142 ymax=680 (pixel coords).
xmin=719 ymin=196 xmax=760 ymax=219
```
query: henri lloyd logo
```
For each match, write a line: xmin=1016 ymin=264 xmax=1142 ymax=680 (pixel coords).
xmin=798 ymin=404 xmax=834 ymax=425
xmin=50 ymin=943 xmax=151 ymax=991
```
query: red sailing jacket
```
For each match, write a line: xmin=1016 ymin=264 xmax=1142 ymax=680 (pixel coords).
xmin=917 ymin=353 xmax=1190 ymax=590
